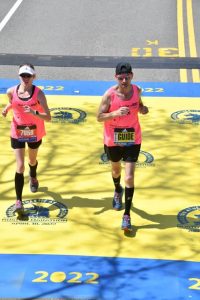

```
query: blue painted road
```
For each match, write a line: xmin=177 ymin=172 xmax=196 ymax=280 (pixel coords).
xmin=0 ymin=79 xmax=200 ymax=97
xmin=0 ymin=254 xmax=200 ymax=300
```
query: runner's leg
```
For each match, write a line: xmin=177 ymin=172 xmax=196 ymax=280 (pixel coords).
xmin=28 ymin=147 xmax=39 ymax=192
xmin=13 ymin=148 xmax=25 ymax=213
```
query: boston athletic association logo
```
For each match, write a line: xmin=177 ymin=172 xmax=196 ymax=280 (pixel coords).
xmin=177 ymin=206 xmax=200 ymax=232
xmin=171 ymin=110 xmax=200 ymax=125
xmin=4 ymin=199 xmax=68 ymax=225
xmin=50 ymin=107 xmax=87 ymax=124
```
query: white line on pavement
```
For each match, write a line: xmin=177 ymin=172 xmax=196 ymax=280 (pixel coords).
xmin=0 ymin=0 xmax=23 ymax=33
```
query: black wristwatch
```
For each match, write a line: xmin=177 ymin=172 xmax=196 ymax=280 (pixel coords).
xmin=35 ymin=110 xmax=39 ymax=115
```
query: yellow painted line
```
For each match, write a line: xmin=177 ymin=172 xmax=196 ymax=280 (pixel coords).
xmin=177 ymin=0 xmax=188 ymax=82
xmin=186 ymin=0 xmax=200 ymax=82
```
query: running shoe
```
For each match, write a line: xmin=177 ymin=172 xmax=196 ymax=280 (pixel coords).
xmin=112 ymin=187 xmax=123 ymax=210
xmin=14 ymin=200 xmax=24 ymax=215
xmin=121 ymin=214 xmax=132 ymax=231
xmin=30 ymin=177 xmax=39 ymax=193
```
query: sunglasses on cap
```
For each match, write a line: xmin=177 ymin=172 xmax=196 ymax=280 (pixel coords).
xmin=116 ymin=74 xmax=132 ymax=81
xmin=20 ymin=73 xmax=33 ymax=78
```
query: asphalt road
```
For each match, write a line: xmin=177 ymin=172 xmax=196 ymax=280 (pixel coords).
xmin=0 ymin=0 xmax=199 ymax=82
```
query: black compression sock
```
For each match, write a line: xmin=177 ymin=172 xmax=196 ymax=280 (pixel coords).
xmin=15 ymin=172 xmax=24 ymax=201
xmin=124 ymin=187 xmax=134 ymax=215
xmin=29 ymin=161 xmax=38 ymax=178
xmin=112 ymin=176 xmax=122 ymax=193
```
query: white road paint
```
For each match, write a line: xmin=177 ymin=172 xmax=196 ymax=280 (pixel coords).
xmin=0 ymin=0 xmax=23 ymax=33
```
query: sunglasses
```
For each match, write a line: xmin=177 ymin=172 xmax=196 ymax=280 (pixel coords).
xmin=20 ymin=74 xmax=33 ymax=78
xmin=116 ymin=75 xmax=131 ymax=81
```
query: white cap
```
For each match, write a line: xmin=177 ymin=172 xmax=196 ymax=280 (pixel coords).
xmin=18 ymin=65 xmax=35 ymax=76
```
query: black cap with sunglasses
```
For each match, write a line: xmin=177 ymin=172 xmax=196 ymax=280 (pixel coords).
xmin=115 ymin=62 xmax=132 ymax=75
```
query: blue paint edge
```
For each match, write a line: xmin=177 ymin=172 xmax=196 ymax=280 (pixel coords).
xmin=0 ymin=79 xmax=200 ymax=97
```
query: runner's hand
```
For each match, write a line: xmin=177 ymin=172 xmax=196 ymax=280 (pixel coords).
xmin=117 ymin=106 xmax=130 ymax=116
xmin=23 ymin=105 xmax=34 ymax=114
xmin=139 ymin=105 xmax=149 ymax=114
xmin=1 ymin=109 xmax=8 ymax=117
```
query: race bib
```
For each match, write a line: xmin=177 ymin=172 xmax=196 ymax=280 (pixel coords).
xmin=114 ymin=128 xmax=135 ymax=146
xmin=16 ymin=125 xmax=37 ymax=142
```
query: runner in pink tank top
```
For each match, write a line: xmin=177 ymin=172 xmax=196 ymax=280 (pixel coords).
xmin=11 ymin=84 xmax=46 ymax=142
xmin=1 ymin=64 xmax=51 ymax=216
xmin=97 ymin=62 xmax=149 ymax=232
xmin=104 ymin=84 xmax=141 ymax=147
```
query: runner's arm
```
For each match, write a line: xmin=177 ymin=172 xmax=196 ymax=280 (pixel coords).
xmin=97 ymin=91 xmax=130 ymax=122
xmin=138 ymin=86 xmax=149 ymax=114
xmin=24 ymin=90 xmax=51 ymax=121
xmin=1 ymin=88 xmax=13 ymax=117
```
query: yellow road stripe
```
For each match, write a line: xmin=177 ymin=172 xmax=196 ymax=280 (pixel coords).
xmin=177 ymin=0 xmax=188 ymax=82
xmin=187 ymin=0 xmax=200 ymax=82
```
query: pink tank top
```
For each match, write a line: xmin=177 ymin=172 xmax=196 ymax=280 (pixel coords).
xmin=104 ymin=84 xmax=141 ymax=146
xmin=10 ymin=85 xmax=46 ymax=142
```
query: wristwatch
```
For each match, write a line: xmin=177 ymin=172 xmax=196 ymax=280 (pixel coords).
xmin=35 ymin=110 xmax=39 ymax=115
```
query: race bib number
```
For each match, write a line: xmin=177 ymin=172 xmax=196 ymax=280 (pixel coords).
xmin=16 ymin=125 xmax=37 ymax=142
xmin=114 ymin=128 xmax=135 ymax=146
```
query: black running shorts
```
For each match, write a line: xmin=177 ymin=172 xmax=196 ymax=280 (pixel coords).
xmin=104 ymin=144 xmax=141 ymax=163
xmin=11 ymin=137 xmax=42 ymax=149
